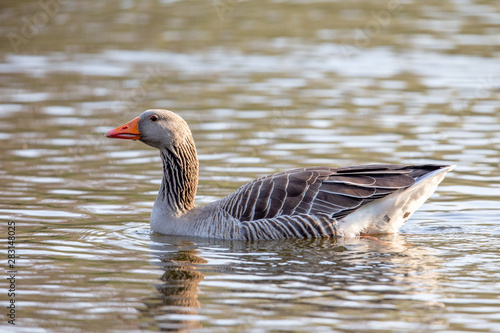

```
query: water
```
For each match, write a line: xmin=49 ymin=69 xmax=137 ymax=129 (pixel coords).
xmin=1 ymin=0 xmax=499 ymax=331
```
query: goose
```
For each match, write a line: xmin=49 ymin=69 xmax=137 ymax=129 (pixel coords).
xmin=105 ymin=109 xmax=454 ymax=240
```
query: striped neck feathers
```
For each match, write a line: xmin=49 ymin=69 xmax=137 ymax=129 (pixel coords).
xmin=158 ymin=136 xmax=199 ymax=216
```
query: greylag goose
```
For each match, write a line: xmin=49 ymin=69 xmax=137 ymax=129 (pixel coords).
xmin=105 ymin=109 xmax=454 ymax=240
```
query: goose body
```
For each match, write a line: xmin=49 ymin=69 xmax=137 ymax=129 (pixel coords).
xmin=106 ymin=109 xmax=454 ymax=240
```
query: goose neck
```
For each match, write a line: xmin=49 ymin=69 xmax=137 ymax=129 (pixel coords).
xmin=158 ymin=141 xmax=199 ymax=216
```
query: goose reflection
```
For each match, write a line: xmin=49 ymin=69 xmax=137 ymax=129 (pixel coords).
xmin=143 ymin=235 xmax=207 ymax=331
xmin=143 ymin=234 xmax=445 ymax=331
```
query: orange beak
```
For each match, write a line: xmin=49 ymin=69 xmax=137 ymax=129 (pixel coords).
xmin=105 ymin=117 xmax=141 ymax=140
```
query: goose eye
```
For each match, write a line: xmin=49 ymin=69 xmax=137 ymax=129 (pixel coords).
xmin=150 ymin=115 xmax=159 ymax=122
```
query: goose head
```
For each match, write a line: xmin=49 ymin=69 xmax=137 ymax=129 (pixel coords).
xmin=105 ymin=109 xmax=193 ymax=152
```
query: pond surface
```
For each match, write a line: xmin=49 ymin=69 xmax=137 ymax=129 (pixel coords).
xmin=1 ymin=0 xmax=500 ymax=332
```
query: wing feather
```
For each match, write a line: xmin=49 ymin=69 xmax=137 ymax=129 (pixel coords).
xmin=319 ymin=182 xmax=376 ymax=197
xmin=218 ymin=164 xmax=447 ymax=234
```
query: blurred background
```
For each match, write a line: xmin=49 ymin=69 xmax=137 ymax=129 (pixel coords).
xmin=0 ymin=0 xmax=499 ymax=332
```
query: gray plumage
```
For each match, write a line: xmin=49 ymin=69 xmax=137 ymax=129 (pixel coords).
xmin=106 ymin=109 xmax=454 ymax=240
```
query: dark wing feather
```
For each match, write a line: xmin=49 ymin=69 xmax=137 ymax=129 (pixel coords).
xmin=221 ymin=169 xmax=327 ymax=222
xmin=219 ymin=164 xmax=447 ymax=223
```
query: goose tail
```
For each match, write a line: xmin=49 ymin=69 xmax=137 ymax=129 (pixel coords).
xmin=338 ymin=165 xmax=455 ymax=237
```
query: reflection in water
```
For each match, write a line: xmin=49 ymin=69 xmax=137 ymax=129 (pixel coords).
xmin=144 ymin=235 xmax=445 ymax=331
xmin=144 ymin=239 xmax=207 ymax=331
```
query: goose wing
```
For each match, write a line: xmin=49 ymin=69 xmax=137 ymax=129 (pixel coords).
xmin=219 ymin=164 xmax=444 ymax=223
